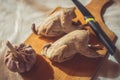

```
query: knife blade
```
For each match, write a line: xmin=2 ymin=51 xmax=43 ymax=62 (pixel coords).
xmin=72 ymin=0 xmax=116 ymax=55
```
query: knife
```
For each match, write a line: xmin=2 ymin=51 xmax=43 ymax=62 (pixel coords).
xmin=72 ymin=0 xmax=116 ymax=55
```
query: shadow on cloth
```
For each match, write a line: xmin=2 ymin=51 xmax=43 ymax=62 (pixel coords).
xmin=95 ymin=48 xmax=120 ymax=79
xmin=97 ymin=59 xmax=120 ymax=79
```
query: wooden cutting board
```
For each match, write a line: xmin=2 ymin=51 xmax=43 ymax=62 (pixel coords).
xmin=21 ymin=0 xmax=116 ymax=80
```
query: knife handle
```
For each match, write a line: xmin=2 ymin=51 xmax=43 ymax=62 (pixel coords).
xmin=85 ymin=17 xmax=116 ymax=55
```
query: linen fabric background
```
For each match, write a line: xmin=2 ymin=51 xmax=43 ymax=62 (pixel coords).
xmin=0 ymin=0 xmax=120 ymax=80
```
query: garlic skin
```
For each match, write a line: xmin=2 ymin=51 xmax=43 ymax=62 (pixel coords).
xmin=4 ymin=42 xmax=36 ymax=73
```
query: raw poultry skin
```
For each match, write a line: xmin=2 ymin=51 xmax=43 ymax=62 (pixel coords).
xmin=41 ymin=30 xmax=102 ymax=63
xmin=32 ymin=7 xmax=87 ymax=37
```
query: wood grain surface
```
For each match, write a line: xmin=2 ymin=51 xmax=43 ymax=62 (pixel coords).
xmin=21 ymin=0 xmax=116 ymax=80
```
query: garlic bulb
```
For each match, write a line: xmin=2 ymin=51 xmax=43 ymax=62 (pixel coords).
xmin=4 ymin=41 xmax=36 ymax=73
